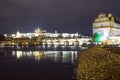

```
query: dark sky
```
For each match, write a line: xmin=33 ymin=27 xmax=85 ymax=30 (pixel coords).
xmin=0 ymin=0 xmax=120 ymax=35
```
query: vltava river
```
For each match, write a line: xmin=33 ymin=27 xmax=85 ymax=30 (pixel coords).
xmin=0 ymin=50 xmax=78 ymax=80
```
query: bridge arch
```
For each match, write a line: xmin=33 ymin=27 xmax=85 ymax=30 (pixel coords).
xmin=64 ymin=41 xmax=69 ymax=46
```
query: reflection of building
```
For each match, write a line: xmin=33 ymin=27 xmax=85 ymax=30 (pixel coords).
xmin=44 ymin=51 xmax=77 ymax=63
xmin=93 ymin=13 xmax=120 ymax=41
xmin=12 ymin=51 xmax=78 ymax=63
xmin=12 ymin=51 xmax=43 ymax=61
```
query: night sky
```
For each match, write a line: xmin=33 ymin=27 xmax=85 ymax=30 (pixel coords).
xmin=0 ymin=0 xmax=120 ymax=35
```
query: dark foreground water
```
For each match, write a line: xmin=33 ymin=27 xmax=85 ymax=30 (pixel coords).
xmin=0 ymin=50 xmax=78 ymax=80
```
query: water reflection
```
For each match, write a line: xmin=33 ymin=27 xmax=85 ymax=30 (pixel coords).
xmin=12 ymin=51 xmax=43 ymax=61
xmin=0 ymin=50 xmax=78 ymax=80
xmin=12 ymin=50 xmax=78 ymax=63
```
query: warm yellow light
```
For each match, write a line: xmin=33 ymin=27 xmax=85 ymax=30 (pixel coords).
xmin=33 ymin=51 xmax=43 ymax=61
xmin=16 ymin=51 xmax=22 ymax=59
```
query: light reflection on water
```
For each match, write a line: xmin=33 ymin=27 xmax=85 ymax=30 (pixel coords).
xmin=12 ymin=50 xmax=78 ymax=63
xmin=0 ymin=50 xmax=78 ymax=80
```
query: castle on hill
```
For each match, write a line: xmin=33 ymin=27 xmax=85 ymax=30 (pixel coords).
xmin=5 ymin=27 xmax=80 ymax=39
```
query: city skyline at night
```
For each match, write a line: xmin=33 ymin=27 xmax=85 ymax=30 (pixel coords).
xmin=0 ymin=1 xmax=120 ymax=79
xmin=0 ymin=0 xmax=120 ymax=35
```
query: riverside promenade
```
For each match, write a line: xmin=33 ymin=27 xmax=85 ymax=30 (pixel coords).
xmin=75 ymin=45 xmax=120 ymax=80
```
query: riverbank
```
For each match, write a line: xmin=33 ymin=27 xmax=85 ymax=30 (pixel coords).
xmin=75 ymin=46 xmax=120 ymax=80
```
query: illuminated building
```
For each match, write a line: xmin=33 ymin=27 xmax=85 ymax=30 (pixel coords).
xmin=8 ymin=27 xmax=80 ymax=39
xmin=93 ymin=13 xmax=120 ymax=44
xmin=10 ymin=27 xmax=47 ymax=38
xmin=2 ymin=27 xmax=91 ymax=46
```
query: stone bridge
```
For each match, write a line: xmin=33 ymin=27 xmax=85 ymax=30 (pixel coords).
xmin=42 ymin=38 xmax=91 ymax=47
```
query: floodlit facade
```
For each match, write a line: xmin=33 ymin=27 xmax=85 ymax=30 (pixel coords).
xmin=7 ymin=27 xmax=80 ymax=39
xmin=2 ymin=27 xmax=91 ymax=47
xmin=93 ymin=13 xmax=120 ymax=44
xmin=10 ymin=27 xmax=47 ymax=38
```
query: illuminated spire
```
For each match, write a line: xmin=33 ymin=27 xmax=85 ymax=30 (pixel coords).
xmin=35 ymin=26 xmax=42 ymax=33
xmin=16 ymin=31 xmax=20 ymax=38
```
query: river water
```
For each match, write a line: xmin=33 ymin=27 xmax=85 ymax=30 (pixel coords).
xmin=0 ymin=49 xmax=78 ymax=80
